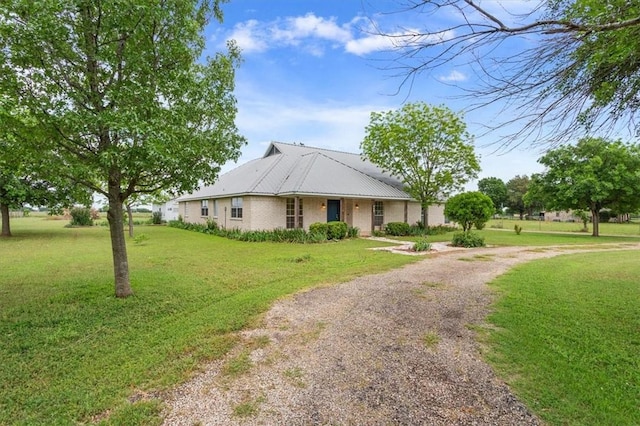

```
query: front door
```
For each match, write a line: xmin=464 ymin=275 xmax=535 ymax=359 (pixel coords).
xmin=327 ymin=199 xmax=340 ymax=222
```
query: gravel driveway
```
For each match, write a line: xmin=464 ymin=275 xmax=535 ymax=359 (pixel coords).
xmin=162 ymin=243 xmax=637 ymax=425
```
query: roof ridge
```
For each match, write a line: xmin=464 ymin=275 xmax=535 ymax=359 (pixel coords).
xmin=248 ymin=153 xmax=284 ymax=193
xmin=272 ymin=141 xmax=362 ymax=157
xmin=289 ymin=152 xmax=320 ymax=194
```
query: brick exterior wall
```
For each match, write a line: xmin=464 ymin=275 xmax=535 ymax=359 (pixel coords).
xmin=179 ymin=196 xmax=448 ymax=236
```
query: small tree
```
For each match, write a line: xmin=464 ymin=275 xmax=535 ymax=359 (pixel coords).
xmin=444 ymin=192 xmax=494 ymax=232
xmin=1 ymin=1 xmax=245 ymax=297
xmin=361 ymin=102 xmax=480 ymax=227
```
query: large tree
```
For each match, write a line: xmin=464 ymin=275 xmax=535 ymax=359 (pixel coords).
xmin=0 ymin=0 xmax=245 ymax=297
xmin=373 ymin=0 xmax=640 ymax=147
xmin=477 ymin=177 xmax=507 ymax=215
xmin=361 ymin=102 xmax=480 ymax=226
xmin=528 ymin=137 xmax=640 ymax=237
xmin=505 ymin=175 xmax=531 ymax=220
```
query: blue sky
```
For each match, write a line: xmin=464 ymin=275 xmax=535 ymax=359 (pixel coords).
xmin=205 ymin=0 xmax=546 ymax=188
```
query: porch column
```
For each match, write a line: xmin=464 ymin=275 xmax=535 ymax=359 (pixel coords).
xmin=404 ymin=200 xmax=408 ymax=223
xmin=294 ymin=197 xmax=300 ymax=228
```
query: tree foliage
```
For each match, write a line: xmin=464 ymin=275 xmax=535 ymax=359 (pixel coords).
xmin=444 ymin=191 xmax=494 ymax=232
xmin=477 ymin=177 xmax=507 ymax=214
xmin=0 ymin=98 xmax=88 ymax=237
xmin=376 ymin=0 xmax=640 ymax=147
xmin=0 ymin=0 xmax=245 ymax=297
xmin=505 ymin=175 xmax=533 ymax=220
xmin=528 ymin=137 xmax=640 ymax=237
xmin=361 ymin=102 xmax=480 ymax=226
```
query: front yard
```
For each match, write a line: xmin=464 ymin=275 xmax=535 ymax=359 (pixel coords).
xmin=0 ymin=217 xmax=417 ymax=425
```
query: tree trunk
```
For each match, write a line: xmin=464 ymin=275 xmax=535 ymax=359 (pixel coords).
xmin=107 ymin=196 xmax=133 ymax=298
xmin=126 ymin=203 xmax=134 ymax=238
xmin=591 ymin=208 xmax=600 ymax=237
xmin=519 ymin=210 xmax=524 ymax=220
xmin=0 ymin=203 xmax=11 ymax=237
xmin=422 ymin=203 xmax=429 ymax=228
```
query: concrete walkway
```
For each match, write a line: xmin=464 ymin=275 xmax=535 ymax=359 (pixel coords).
xmin=366 ymin=236 xmax=463 ymax=255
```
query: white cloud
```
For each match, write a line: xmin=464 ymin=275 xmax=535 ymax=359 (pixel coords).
xmin=439 ymin=70 xmax=467 ymax=82
xmin=227 ymin=20 xmax=268 ymax=53
xmin=226 ymin=13 xmax=352 ymax=56
xmin=346 ymin=28 xmax=455 ymax=56
xmin=224 ymin=13 xmax=456 ymax=57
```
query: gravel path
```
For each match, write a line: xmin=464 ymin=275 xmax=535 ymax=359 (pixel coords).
xmin=162 ymin=243 xmax=639 ymax=425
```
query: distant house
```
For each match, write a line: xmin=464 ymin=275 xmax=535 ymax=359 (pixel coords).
xmin=152 ymin=198 xmax=180 ymax=222
xmin=176 ymin=142 xmax=446 ymax=236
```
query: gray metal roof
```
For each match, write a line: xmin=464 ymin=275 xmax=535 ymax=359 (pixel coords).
xmin=177 ymin=142 xmax=413 ymax=201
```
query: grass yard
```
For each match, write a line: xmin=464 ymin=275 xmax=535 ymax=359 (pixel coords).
xmin=391 ymin=228 xmax=640 ymax=246
xmin=487 ymin=218 xmax=640 ymax=236
xmin=0 ymin=217 xmax=418 ymax=425
xmin=486 ymin=251 xmax=640 ymax=425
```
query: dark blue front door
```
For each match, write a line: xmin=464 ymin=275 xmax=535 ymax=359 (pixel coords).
xmin=327 ymin=199 xmax=340 ymax=222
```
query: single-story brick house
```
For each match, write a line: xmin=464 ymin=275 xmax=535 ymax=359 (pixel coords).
xmin=176 ymin=142 xmax=447 ymax=236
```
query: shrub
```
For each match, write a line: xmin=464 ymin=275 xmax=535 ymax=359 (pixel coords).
xmin=444 ymin=192 xmax=494 ymax=232
xmin=347 ymin=226 xmax=360 ymax=238
xmin=133 ymin=233 xmax=149 ymax=244
xmin=151 ymin=211 xmax=163 ymax=224
xmin=167 ymin=219 xmax=361 ymax=243
xmin=413 ymin=238 xmax=432 ymax=252
xmin=327 ymin=221 xmax=348 ymax=240
xmin=309 ymin=222 xmax=328 ymax=237
xmin=514 ymin=224 xmax=523 ymax=235
xmin=451 ymin=231 xmax=485 ymax=248
xmin=385 ymin=222 xmax=411 ymax=236
xmin=424 ymin=224 xmax=458 ymax=235
xmin=205 ymin=219 xmax=218 ymax=233
xmin=69 ymin=207 xmax=93 ymax=226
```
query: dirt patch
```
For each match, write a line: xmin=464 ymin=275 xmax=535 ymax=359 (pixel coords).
xmin=162 ymin=243 xmax=639 ymax=425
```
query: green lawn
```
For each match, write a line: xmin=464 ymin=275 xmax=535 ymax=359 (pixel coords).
xmin=392 ymin=228 xmax=640 ymax=246
xmin=486 ymin=251 xmax=640 ymax=425
xmin=0 ymin=217 xmax=418 ymax=425
xmin=487 ymin=218 xmax=640 ymax=236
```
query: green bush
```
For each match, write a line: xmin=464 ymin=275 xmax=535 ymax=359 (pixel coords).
xmin=385 ymin=222 xmax=411 ymax=236
xmin=451 ymin=231 xmax=485 ymax=248
xmin=168 ymin=220 xmax=358 ymax=244
xmin=327 ymin=221 xmax=348 ymax=240
xmin=413 ymin=238 xmax=432 ymax=252
xmin=514 ymin=224 xmax=523 ymax=235
xmin=424 ymin=225 xmax=458 ymax=235
xmin=309 ymin=222 xmax=328 ymax=237
xmin=69 ymin=207 xmax=93 ymax=226
xmin=151 ymin=211 xmax=163 ymax=224
xmin=347 ymin=226 xmax=360 ymax=238
xmin=444 ymin=192 xmax=494 ymax=232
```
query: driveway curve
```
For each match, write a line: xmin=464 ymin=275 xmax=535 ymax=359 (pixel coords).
xmin=163 ymin=243 xmax=639 ymax=425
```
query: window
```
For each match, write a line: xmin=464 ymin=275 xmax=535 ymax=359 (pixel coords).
xmin=200 ymin=200 xmax=208 ymax=217
xmin=285 ymin=198 xmax=304 ymax=229
xmin=231 ymin=197 xmax=243 ymax=218
xmin=213 ymin=200 xmax=219 ymax=217
xmin=373 ymin=201 xmax=384 ymax=226
xmin=286 ymin=198 xmax=295 ymax=229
